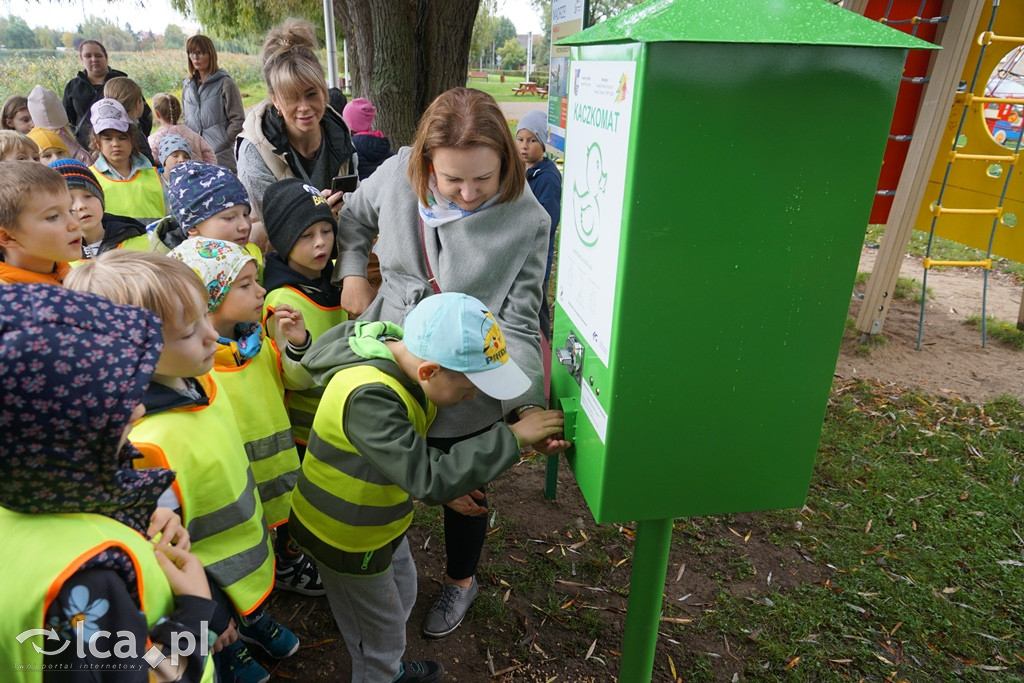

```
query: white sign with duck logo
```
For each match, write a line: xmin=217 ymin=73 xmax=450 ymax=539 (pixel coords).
xmin=557 ymin=59 xmax=635 ymax=366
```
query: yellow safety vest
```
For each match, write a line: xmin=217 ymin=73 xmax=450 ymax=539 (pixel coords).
xmin=214 ymin=340 xmax=301 ymax=529
xmin=265 ymin=286 xmax=347 ymax=445
xmin=130 ymin=374 xmax=273 ymax=616
xmin=90 ymin=165 xmax=165 ymax=222
xmin=117 ymin=233 xmax=151 ymax=252
xmin=290 ymin=365 xmax=436 ymax=553
xmin=0 ymin=506 xmax=215 ymax=683
xmin=68 ymin=234 xmax=154 ymax=269
xmin=243 ymin=242 xmax=266 ymax=283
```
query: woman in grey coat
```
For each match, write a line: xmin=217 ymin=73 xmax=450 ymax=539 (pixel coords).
xmin=181 ymin=35 xmax=245 ymax=172
xmin=336 ymin=87 xmax=570 ymax=641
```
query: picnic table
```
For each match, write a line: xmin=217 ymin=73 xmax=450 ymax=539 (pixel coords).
xmin=513 ymin=81 xmax=547 ymax=97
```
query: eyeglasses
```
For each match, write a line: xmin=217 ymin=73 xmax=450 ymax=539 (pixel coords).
xmin=188 ymin=51 xmax=208 ymax=58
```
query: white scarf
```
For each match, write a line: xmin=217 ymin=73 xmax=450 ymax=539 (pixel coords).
xmin=418 ymin=174 xmax=499 ymax=228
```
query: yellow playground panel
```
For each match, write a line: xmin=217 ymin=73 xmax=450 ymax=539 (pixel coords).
xmin=914 ymin=0 xmax=1024 ymax=263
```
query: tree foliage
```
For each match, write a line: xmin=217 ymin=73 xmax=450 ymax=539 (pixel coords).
xmin=497 ymin=37 xmax=526 ymax=71
xmin=35 ymin=26 xmax=61 ymax=49
xmin=469 ymin=2 xmax=497 ymax=69
xmin=494 ymin=15 xmax=517 ymax=49
xmin=171 ymin=0 xmax=315 ymax=39
xmin=587 ymin=0 xmax=640 ymax=26
xmin=163 ymin=24 xmax=186 ymax=49
xmin=76 ymin=16 xmax=139 ymax=51
xmin=0 ymin=15 xmax=38 ymax=49
xmin=530 ymin=0 xmax=552 ymax=68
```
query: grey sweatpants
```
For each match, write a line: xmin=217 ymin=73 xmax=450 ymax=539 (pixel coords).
xmin=319 ymin=537 xmax=418 ymax=682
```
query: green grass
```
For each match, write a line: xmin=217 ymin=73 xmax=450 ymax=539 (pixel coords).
xmin=865 ymin=224 xmax=1024 ymax=281
xmin=965 ymin=315 xmax=1024 ymax=349
xmin=453 ymin=383 xmax=1024 ymax=681
xmin=854 ymin=271 xmax=931 ymax=303
xmin=240 ymin=84 xmax=268 ymax=110
xmin=468 ymin=74 xmax=547 ymax=103
xmin=677 ymin=382 xmax=1024 ymax=680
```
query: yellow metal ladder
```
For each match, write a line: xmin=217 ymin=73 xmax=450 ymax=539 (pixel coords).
xmin=917 ymin=4 xmax=1023 ymax=349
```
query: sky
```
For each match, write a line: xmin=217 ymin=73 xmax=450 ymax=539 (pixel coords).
xmin=12 ymin=0 xmax=543 ymax=36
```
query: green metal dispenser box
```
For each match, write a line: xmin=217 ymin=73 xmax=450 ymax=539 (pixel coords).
xmin=552 ymin=0 xmax=933 ymax=524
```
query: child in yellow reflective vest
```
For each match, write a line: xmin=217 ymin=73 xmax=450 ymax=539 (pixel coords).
xmin=169 ymin=237 xmax=324 ymax=601
xmin=0 ymin=283 xmax=215 ymax=683
xmin=148 ymin=161 xmax=264 ymax=280
xmin=261 ymin=177 xmax=349 ymax=594
xmin=87 ymin=98 xmax=164 ymax=225
xmin=291 ymin=293 xmax=569 ymax=682
xmin=66 ymin=250 xmax=299 ymax=683
xmin=49 ymin=158 xmax=149 ymax=260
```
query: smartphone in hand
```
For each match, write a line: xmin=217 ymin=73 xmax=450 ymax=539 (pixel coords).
xmin=331 ymin=174 xmax=359 ymax=193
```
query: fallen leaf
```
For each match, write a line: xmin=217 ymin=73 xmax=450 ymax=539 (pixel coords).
xmin=785 ymin=656 xmax=800 ymax=670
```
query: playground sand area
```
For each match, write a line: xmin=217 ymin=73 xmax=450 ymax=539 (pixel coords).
xmin=838 ymin=243 xmax=1024 ymax=403
xmin=263 ymin=246 xmax=1022 ymax=681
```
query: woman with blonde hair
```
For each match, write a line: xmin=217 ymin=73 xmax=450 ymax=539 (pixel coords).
xmin=182 ymin=34 xmax=245 ymax=171
xmin=330 ymin=86 xmax=569 ymax=645
xmin=236 ymin=18 xmax=355 ymax=223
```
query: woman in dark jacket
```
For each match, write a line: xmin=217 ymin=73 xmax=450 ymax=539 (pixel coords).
xmin=62 ymin=39 xmax=152 ymax=149
xmin=181 ymin=35 xmax=245 ymax=172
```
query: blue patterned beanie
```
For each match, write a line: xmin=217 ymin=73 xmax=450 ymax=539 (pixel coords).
xmin=167 ymin=161 xmax=250 ymax=233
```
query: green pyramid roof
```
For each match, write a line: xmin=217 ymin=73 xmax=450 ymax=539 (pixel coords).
xmin=559 ymin=0 xmax=938 ymax=49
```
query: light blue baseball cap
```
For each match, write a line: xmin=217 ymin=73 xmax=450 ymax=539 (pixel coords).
xmin=403 ymin=293 xmax=531 ymax=400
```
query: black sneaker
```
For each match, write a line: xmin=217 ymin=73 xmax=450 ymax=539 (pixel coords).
xmin=274 ymin=553 xmax=326 ymax=596
xmin=394 ymin=659 xmax=444 ymax=682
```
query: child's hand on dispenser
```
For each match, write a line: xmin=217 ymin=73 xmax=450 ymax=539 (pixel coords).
xmin=510 ymin=409 xmax=570 ymax=454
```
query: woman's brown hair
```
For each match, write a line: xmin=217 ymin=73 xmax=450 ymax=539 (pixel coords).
xmin=77 ymin=39 xmax=107 ymax=57
xmin=1 ymin=96 xmax=27 ymax=130
xmin=408 ymin=87 xmax=524 ymax=206
xmin=185 ymin=35 xmax=219 ymax=79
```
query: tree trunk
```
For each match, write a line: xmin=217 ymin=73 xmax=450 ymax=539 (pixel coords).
xmin=335 ymin=0 xmax=479 ymax=147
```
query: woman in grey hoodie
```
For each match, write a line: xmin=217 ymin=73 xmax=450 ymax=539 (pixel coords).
xmin=181 ymin=34 xmax=245 ymax=172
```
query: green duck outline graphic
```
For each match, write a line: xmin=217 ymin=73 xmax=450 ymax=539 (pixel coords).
xmin=572 ymin=142 xmax=607 ymax=246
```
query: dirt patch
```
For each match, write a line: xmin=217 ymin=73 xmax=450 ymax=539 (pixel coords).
xmin=263 ymin=245 xmax=1023 ymax=681
xmin=838 ymin=245 xmax=1024 ymax=403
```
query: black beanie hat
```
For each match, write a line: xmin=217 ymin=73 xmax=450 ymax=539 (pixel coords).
xmin=262 ymin=178 xmax=338 ymax=257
